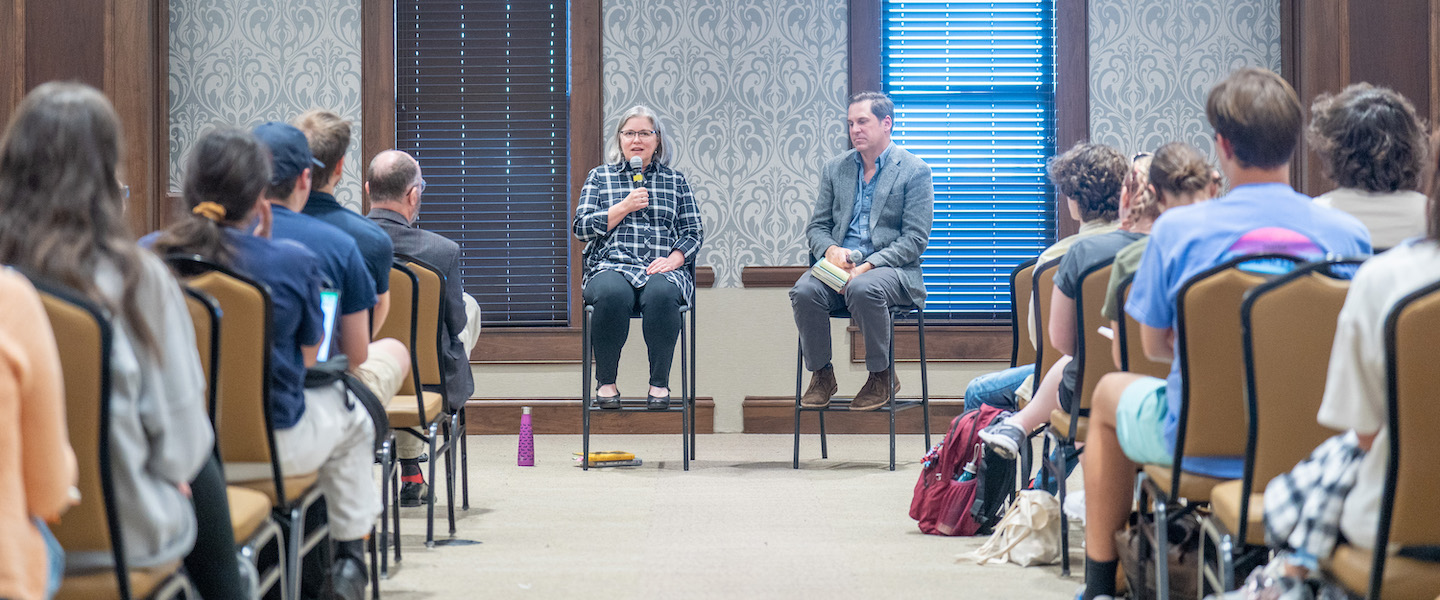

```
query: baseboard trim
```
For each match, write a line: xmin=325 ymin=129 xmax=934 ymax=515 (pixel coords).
xmin=465 ymin=397 xmax=715 ymax=434
xmin=742 ymin=396 xmax=963 ymax=434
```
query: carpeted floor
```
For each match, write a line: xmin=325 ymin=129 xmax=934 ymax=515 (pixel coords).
xmin=378 ymin=433 xmax=1081 ymax=599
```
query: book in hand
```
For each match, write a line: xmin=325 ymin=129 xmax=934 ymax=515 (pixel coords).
xmin=809 ymin=258 xmax=851 ymax=292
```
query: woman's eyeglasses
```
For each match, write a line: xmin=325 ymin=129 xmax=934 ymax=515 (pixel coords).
xmin=620 ymin=130 xmax=656 ymax=140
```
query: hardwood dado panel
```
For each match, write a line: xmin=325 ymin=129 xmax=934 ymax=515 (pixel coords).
xmin=742 ymin=396 xmax=961 ymax=435
xmin=465 ymin=397 xmax=714 ymax=435
xmin=849 ymin=324 xmax=1010 ymax=363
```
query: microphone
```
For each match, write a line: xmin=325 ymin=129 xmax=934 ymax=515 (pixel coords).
xmin=629 ymin=156 xmax=645 ymax=186
xmin=849 ymin=249 xmax=864 ymax=266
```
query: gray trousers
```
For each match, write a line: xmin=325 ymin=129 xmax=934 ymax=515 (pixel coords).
xmin=790 ymin=267 xmax=913 ymax=373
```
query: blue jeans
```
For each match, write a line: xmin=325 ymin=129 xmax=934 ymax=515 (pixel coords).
xmin=36 ymin=518 xmax=62 ymax=598
xmin=963 ymin=364 xmax=1031 ymax=412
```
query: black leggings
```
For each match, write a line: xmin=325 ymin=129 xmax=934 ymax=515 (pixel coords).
xmin=185 ymin=455 xmax=247 ymax=600
xmin=584 ymin=270 xmax=683 ymax=389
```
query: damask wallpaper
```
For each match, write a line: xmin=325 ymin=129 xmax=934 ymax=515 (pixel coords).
xmin=1088 ymin=0 xmax=1281 ymax=159
xmin=169 ymin=0 xmax=365 ymax=210
xmin=603 ymin=0 xmax=849 ymax=288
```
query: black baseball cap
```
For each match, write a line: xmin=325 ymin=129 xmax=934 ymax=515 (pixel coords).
xmin=252 ymin=121 xmax=324 ymax=185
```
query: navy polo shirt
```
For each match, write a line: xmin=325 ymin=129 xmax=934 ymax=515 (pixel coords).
xmin=302 ymin=191 xmax=393 ymax=296
xmin=270 ymin=205 xmax=377 ymax=316
xmin=140 ymin=228 xmax=324 ymax=429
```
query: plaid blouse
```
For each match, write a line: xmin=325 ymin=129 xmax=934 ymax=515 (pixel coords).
xmin=573 ymin=160 xmax=704 ymax=305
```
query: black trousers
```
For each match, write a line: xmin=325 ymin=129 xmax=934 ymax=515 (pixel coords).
xmin=186 ymin=455 xmax=248 ymax=600
xmin=583 ymin=270 xmax=683 ymax=389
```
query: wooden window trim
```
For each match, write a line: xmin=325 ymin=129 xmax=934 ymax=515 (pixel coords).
xmin=839 ymin=0 xmax=1087 ymax=362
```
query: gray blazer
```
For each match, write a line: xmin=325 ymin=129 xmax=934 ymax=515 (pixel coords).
xmin=367 ymin=207 xmax=475 ymax=410
xmin=805 ymin=144 xmax=934 ymax=305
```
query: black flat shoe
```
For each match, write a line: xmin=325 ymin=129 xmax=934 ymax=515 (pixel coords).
xmin=596 ymin=389 xmax=621 ymax=409
xmin=646 ymin=393 xmax=671 ymax=410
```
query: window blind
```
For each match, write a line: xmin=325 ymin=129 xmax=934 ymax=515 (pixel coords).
xmin=397 ymin=1 xmax=570 ymax=326
xmin=883 ymin=0 xmax=1056 ymax=322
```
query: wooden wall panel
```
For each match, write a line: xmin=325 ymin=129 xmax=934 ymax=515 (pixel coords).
xmin=361 ymin=0 xmax=396 ymax=214
xmin=0 ymin=1 xmax=21 ymax=126
xmin=1285 ymin=0 xmax=1438 ymax=196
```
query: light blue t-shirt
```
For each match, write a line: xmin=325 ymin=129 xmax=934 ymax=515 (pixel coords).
xmin=1125 ymin=182 xmax=1371 ymax=478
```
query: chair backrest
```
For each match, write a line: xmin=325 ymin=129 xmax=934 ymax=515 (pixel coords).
xmin=184 ymin=287 xmax=222 ymax=423
xmin=1032 ymin=258 xmax=1062 ymax=384
xmin=376 ymin=261 xmax=432 ymax=421
xmin=1009 ymin=257 xmax=1039 ymax=368
xmin=1071 ymin=260 xmax=1115 ymax=414
xmin=397 ymin=255 xmax=446 ymax=391
xmin=1173 ymin=254 xmax=1299 ymax=483
xmin=165 ymin=256 xmax=288 ymax=503
xmin=1116 ymin=274 xmax=1170 ymax=379
xmin=1241 ymin=261 xmax=1354 ymax=489
xmin=32 ymin=279 xmax=131 ymax=595
xmin=1378 ymin=279 xmax=1440 ymax=556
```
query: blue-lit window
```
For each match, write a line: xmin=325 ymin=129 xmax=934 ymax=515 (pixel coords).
xmin=883 ymin=0 xmax=1056 ymax=323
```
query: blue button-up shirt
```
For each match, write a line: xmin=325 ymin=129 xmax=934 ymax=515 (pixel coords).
xmin=840 ymin=143 xmax=893 ymax=258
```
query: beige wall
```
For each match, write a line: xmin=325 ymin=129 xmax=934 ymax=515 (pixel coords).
xmin=472 ymin=286 xmax=1005 ymax=432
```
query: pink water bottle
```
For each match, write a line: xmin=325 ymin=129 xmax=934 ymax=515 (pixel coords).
xmin=517 ymin=406 xmax=534 ymax=466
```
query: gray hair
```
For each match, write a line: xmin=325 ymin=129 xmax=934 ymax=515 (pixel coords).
xmin=606 ymin=105 xmax=673 ymax=165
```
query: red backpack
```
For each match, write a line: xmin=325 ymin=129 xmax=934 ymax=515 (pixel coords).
xmin=910 ymin=404 xmax=1016 ymax=536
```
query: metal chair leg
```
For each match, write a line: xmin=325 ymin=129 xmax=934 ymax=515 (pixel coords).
xmin=888 ymin=319 xmax=897 ymax=471
xmin=1155 ymin=496 xmax=1171 ymax=600
xmin=582 ymin=306 xmax=592 ymax=471
xmin=425 ymin=424 xmax=439 ymax=548
xmin=793 ymin=341 xmax=803 ymax=469
xmin=917 ymin=310 xmax=931 ymax=448
xmin=460 ymin=411 xmax=470 ymax=510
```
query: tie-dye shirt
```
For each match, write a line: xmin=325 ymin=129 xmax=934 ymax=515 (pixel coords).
xmin=1126 ymin=182 xmax=1371 ymax=476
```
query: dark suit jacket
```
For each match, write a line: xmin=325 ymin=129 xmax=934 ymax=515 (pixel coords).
xmin=805 ymin=144 xmax=934 ymax=304
xmin=367 ymin=207 xmax=475 ymax=409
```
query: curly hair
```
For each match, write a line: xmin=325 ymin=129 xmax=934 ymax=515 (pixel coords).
xmin=1121 ymin=153 xmax=1157 ymax=228
xmin=1047 ymin=142 xmax=1126 ymax=222
xmin=1307 ymin=83 xmax=1427 ymax=193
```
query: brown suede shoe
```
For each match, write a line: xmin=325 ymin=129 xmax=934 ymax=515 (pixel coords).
xmin=850 ymin=370 xmax=899 ymax=411
xmin=800 ymin=365 xmax=838 ymax=408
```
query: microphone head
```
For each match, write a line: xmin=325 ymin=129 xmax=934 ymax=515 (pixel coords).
xmin=849 ymin=249 xmax=864 ymax=265
xmin=629 ymin=156 xmax=643 ymax=170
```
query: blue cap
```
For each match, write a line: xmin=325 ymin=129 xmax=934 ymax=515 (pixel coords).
xmin=252 ymin=121 xmax=324 ymax=185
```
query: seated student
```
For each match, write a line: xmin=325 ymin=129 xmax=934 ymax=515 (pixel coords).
xmin=1256 ymin=133 xmax=1440 ymax=592
xmin=365 ymin=149 xmax=482 ymax=506
xmin=250 ymin=122 xmax=410 ymax=407
xmin=150 ymin=127 xmax=381 ymax=600
xmin=978 ymin=150 xmax=1175 ymax=458
xmin=1076 ymin=68 xmax=1371 ymax=600
xmin=0 ymin=270 xmax=77 ymax=600
xmin=1099 ymin=144 xmax=1218 ymax=369
xmin=0 ymin=83 xmax=247 ymax=599
xmin=1308 ymin=83 xmax=1428 ymax=250
xmin=291 ymin=110 xmax=396 ymax=333
xmin=964 ymin=143 xmax=1128 ymax=413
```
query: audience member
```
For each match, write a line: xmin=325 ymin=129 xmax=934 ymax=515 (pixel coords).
xmin=573 ymin=105 xmax=704 ymax=410
xmin=0 ymin=82 xmax=244 ymax=598
xmin=1076 ymin=68 xmax=1371 ymax=600
xmin=1308 ymin=83 xmax=1428 ymax=249
xmin=0 ymin=270 xmax=76 ymax=600
xmin=1100 ymin=143 xmax=1215 ymax=367
xmin=978 ymin=152 xmax=1152 ymax=459
xmin=291 ymin=110 xmax=396 ymax=331
xmin=964 ymin=142 xmax=1127 ymax=413
xmin=1256 ymin=128 xmax=1440 ymax=591
xmin=251 ymin=122 xmax=410 ymax=408
xmin=365 ymin=149 xmax=482 ymax=506
xmin=150 ymin=127 xmax=380 ymax=600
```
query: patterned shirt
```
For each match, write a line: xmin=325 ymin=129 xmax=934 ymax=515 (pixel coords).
xmin=841 ymin=143 xmax=893 ymax=257
xmin=572 ymin=160 xmax=705 ymax=305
